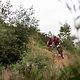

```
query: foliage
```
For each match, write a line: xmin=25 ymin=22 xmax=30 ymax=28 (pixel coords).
xmin=58 ymin=0 xmax=80 ymax=40
xmin=0 ymin=0 xmax=39 ymax=67
xmin=13 ymin=52 xmax=56 ymax=80
xmin=1 ymin=1 xmax=80 ymax=80
xmin=59 ymin=23 xmax=71 ymax=39
xmin=36 ymin=32 xmax=49 ymax=47
xmin=59 ymin=23 xmax=76 ymax=52
xmin=58 ymin=60 xmax=80 ymax=80
xmin=0 ymin=25 xmax=28 ymax=67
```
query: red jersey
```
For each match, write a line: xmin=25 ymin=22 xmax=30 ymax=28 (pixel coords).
xmin=48 ymin=39 xmax=53 ymax=44
xmin=53 ymin=37 xmax=60 ymax=42
xmin=52 ymin=37 xmax=61 ymax=45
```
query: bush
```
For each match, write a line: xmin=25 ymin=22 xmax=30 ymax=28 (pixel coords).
xmin=13 ymin=52 xmax=57 ymax=80
xmin=0 ymin=23 xmax=29 ymax=67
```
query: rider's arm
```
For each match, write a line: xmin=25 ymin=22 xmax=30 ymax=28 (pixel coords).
xmin=52 ymin=40 xmax=55 ymax=46
xmin=59 ymin=38 xmax=63 ymax=44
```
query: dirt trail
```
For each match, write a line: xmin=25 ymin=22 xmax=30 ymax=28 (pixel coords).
xmin=54 ymin=53 xmax=71 ymax=68
xmin=31 ymin=37 xmax=72 ymax=67
xmin=42 ymin=48 xmax=71 ymax=68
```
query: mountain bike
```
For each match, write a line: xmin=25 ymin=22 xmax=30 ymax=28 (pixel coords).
xmin=56 ymin=43 xmax=64 ymax=59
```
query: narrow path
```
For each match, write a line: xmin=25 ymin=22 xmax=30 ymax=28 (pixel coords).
xmin=42 ymin=49 xmax=71 ymax=68
xmin=54 ymin=53 xmax=71 ymax=68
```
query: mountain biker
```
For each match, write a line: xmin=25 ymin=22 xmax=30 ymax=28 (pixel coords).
xmin=47 ymin=38 xmax=53 ymax=47
xmin=52 ymin=36 xmax=61 ymax=46
xmin=52 ymin=36 xmax=64 ymax=59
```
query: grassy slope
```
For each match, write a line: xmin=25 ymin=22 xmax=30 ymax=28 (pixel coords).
xmin=29 ymin=35 xmax=73 ymax=68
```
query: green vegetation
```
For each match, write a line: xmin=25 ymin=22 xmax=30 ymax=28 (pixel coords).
xmin=0 ymin=0 xmax=80 ymax=80
xmin=58 ymin=23 xmax=76 ymax=52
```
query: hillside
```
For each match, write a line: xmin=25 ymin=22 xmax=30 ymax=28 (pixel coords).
xmin=0 ymin=24 xmax=78 ymax=80
xmin=29 ymin=36 xmax=73 ymax=68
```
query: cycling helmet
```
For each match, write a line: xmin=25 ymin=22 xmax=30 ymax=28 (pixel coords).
xmin=53 ymin=36 xmax=56 ymax=38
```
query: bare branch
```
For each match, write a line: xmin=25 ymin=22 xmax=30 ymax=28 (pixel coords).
xmin=65 ymin=1 xmax=72 ymax=12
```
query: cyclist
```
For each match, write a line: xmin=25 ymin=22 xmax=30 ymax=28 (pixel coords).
xmin=47 ymin=38 xmax=53 ymax=47
xmin=52 ymin=36 xmax=64 ymax=59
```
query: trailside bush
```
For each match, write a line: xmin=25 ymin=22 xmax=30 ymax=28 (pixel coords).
xmin=0 ymin=25 xmax=29 ymax=67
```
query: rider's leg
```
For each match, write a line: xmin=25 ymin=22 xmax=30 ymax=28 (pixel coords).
xmin=57 ymin=47 xmax=64 ymax=59
xmin=60 ymin=51 xmax=64 ymax=59
xmin=60 ymin=46 xmax=64 ymax=59
xmin=57 ymin=47 xmax=60 ymax=54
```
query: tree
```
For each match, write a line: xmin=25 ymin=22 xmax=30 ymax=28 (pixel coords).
xmin=0 ymin=0 xmax=39 ymax=68
xmin=59 ymin=23 xmax=75 ymax=51
xmin=59 ymin=23 xmax=71 ymax=39
xmin=58 ymin=0 xmax=80 ymax=41
xmin=0 ymin=0 xmax=13 ymax=24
